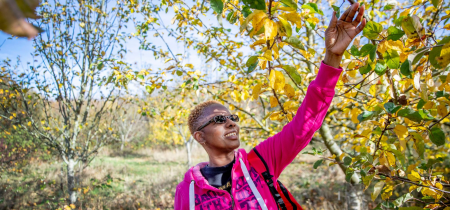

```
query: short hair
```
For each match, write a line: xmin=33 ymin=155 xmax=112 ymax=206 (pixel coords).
xmin=188 ymin=100 xmax=222 ymax=135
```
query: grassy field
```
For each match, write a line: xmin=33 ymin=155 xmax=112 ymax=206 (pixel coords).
xmin=0 ymin=143 xmax=374 ymax=209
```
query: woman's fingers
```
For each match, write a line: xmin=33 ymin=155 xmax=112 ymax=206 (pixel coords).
xmin=329 ymin=11 xmax=338 ymax=29
xmin=356 ymin=17 xmax=367 ymax=34
xmin=353 ymin=5 xmax=365 ymax=26
xmin=345 ymin=3 xmax=359 ymax=22
xmin=339 ymin=4 xmax=352 ymax=21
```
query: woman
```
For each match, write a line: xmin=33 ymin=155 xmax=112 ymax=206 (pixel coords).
xmin=175 ymin=3 xmax=366 ymax=210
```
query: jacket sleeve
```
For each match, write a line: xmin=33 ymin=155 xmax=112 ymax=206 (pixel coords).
xmin=254 ymin=61 xmax=342 ymax=179
xmin=174 ymin=184 xmax=187 ymax=210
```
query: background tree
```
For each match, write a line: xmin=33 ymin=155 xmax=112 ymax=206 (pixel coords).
xmin=0 ymin=0 xmax=151 ymax=204
xmin=133 ymin=0 xmax=450 ymax=208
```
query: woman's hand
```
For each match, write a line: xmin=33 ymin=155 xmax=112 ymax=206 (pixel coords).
xmin=324 ymin=3 xmax=366 ymax=68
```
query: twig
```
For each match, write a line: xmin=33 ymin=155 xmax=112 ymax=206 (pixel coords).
xmin=428 ymin=112 xmax=450 ymax=129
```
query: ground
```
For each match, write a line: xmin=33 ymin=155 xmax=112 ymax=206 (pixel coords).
xmin=0 ymin=143 xmax=373 ymax=209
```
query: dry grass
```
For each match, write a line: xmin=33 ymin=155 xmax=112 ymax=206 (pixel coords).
xmin=0 ymin=143 xmax=373 ymax=210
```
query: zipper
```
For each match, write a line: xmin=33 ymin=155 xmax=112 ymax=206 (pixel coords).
xmin=229 ymin=191 xmax=235 ymax=209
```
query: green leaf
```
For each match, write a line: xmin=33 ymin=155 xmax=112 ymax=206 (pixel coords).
xmin=246 ymin=56 xmax=259 ymax=67
xmin=242 ymin=6 xmax=252 ymax=18
xmin=374 ymin=60 xmax=387 ymax=75
xmin=176 ymin=70 xmax=183 ymax=76
xmin=384 ymin=102 xmax=401 ymax=114
xmin=387 ymin=26 xmax=405 ymax=41
xmin=400 ymin=60 xmax=412 ymax=78
xmin=411 ymin=132 xmax=424 ymax=159
xmin=282 ymin=65 xmax=302 ymax=86
xmin=432 ymin=0 xmax=441 ymax=8
xmin=408 ymin=47 xmax=429 ymax=65
xmin=313 ymin=159 xmax=323 ymax=169
xmin=360 ymin=44 xmax=376 ymax=57
xmin=357 ymin=111 xmax=377 ymax=122
xmin=278 ymin=16 xmax=292 ymax=37
xmin=242 ymin=0 xmax=266 ymax=10
xmin=363 ymin=21 xmax=383 ymax=40
xmin=350 ymin=45 xmax=360 ymax=56
xmin=399 ymin=207 xmax=424 ymax=210
xmin=284 ymin=37 xmax=305 ymax=50
xmin=210 ymin=0 xmax=224 ymax=14
xmin=417 ymin=99 xmax=426 ymax=109
xmin=145 ymin=85 xmax=154 ymax=94
xmin=436 ymin=91 xmax=450 ymax=99
xmin=384 ymin=49 xmax=400 ymax=69
xmin=332 ymin=5 xmax=340 ymax=18
xmin=97 ymin=62 xmax=104 ymax=70
xmin=429 ymin=36 xmax=450 ymax=69
xmin=345 ymin=169 xmax=354 ymax=183
xmin=247 ymin=62 xmax=257 ymax=73
xmin=418 ymin=109 xmax=434 ymax=120
xmin=359 ymin=64 xmax=372 ymax=75
xmin=398 ymin=108 xmax=423 ymax=122
xmin=137 ymin=74 xmax=144 ymax=80
xmin=343 ymin=156 xmax=352 ymax=166
xmin=371 ymin=181 xmax=385 ymax=201
xmin=301 ymin=3 xmax=323 ymax=15
xmin=429 ymin=127 xmax=445 ymax=146
xmin=280 ymin=0 xmax=297 ymax=10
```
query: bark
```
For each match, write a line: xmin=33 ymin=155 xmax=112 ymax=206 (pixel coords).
xmin=186 ymin=139 xmax=192 ymax=168
xmin=306 ymin=26 xmax=315 ymax=73
xmin=67 ymin=158 xmax=77 ymax=204
xmin=319 ymin=122 xmax=363 ymax=210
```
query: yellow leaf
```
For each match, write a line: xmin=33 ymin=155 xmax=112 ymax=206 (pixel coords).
xmin=273 ymin=43 xmax=279 ymax=59
xmin=437 ymin=104 xmax=448 ymax=117
xmin=270 ymin=96 xmax=278 ymax=108
xmin=264 ymin=19 xmax=278 ymax=40
xmin=259 ymin=50 xmax=273 ymax=61
xmin=408 ymin=170 xmax=421 ymax=182
xmin=270 ymin=111 xmax=283 ymax=121
xmin=185 ymin=64 xmax=194 ymax=69
xmin=258 ymin=60 xmax=267 ymax=69
xmin=252 ymin=11 xmax=267 ymax=32
xmin=409 ymin=185 xmax=418 ymax=192
xmin=369 ymin=84 xmax=377 ymax=97
xmin=386 ymin=152 xmax=396 ymax=166
xmin=281 ymin=12 xmax=302 ymax=28
xmin=378 ymin=40 xmax=404 ymax=54
xmin=423 ymin=101 xmax=435 ymax=110
xmin=252 ymin=84 xmax=262 ymax=101
xmin=70 ymin=204 xmax=76 ymax=209
xmin=371 ymin=181 xmax=385 ymax=201
xmin=393 ymin=124 xmax=408 ymax=139
xmin=284 ymin=84 xmax=295 ymax=98
xmin=351 ymin=108 xmax=360 ymax=124
xmin=437 ymin=42 xmax=450 ymax=68
xmin=379 ymin=152 xmax=388 ymax=167
xmin=250 ymin=39 xmax=266 ymax=50
xmin=269 ymin=70 xmax=285 ymax=92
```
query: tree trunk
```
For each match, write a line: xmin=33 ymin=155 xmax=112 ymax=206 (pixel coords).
xmin=319 ymin=122 xmax=363 ymax=210
xmin=306 ymin=25 xmax=315 ymax=73
xmin=185 ymin=137 xmax=193 ymax=168
xmin=120 ymin=140 xmax=124 ymax=151
xmin=67 ymin=158 xmax=77 ymax=204
xmin=346 ymin=183 xmax=364 ymax=210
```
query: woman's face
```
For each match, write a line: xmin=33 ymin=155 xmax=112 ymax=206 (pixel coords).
xmin=194 ymin=104 xmax=240 ymax=153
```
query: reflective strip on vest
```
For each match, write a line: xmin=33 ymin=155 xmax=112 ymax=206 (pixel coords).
xmin=189 ymin=180 xmax=195 ymax=210
xmin=239 ymin=158 xmax=268 ymax=210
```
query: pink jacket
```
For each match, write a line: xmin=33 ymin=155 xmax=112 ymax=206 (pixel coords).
xmin=175 ymin=62 xmax=343 ymax=210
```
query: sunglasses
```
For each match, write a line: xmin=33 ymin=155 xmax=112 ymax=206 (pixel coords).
xmin=196 ymin=114 xmax=239 ymax=131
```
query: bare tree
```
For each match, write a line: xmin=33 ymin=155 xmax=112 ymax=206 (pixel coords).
xmin=0 ymin=0 xmax=139 ymax=204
